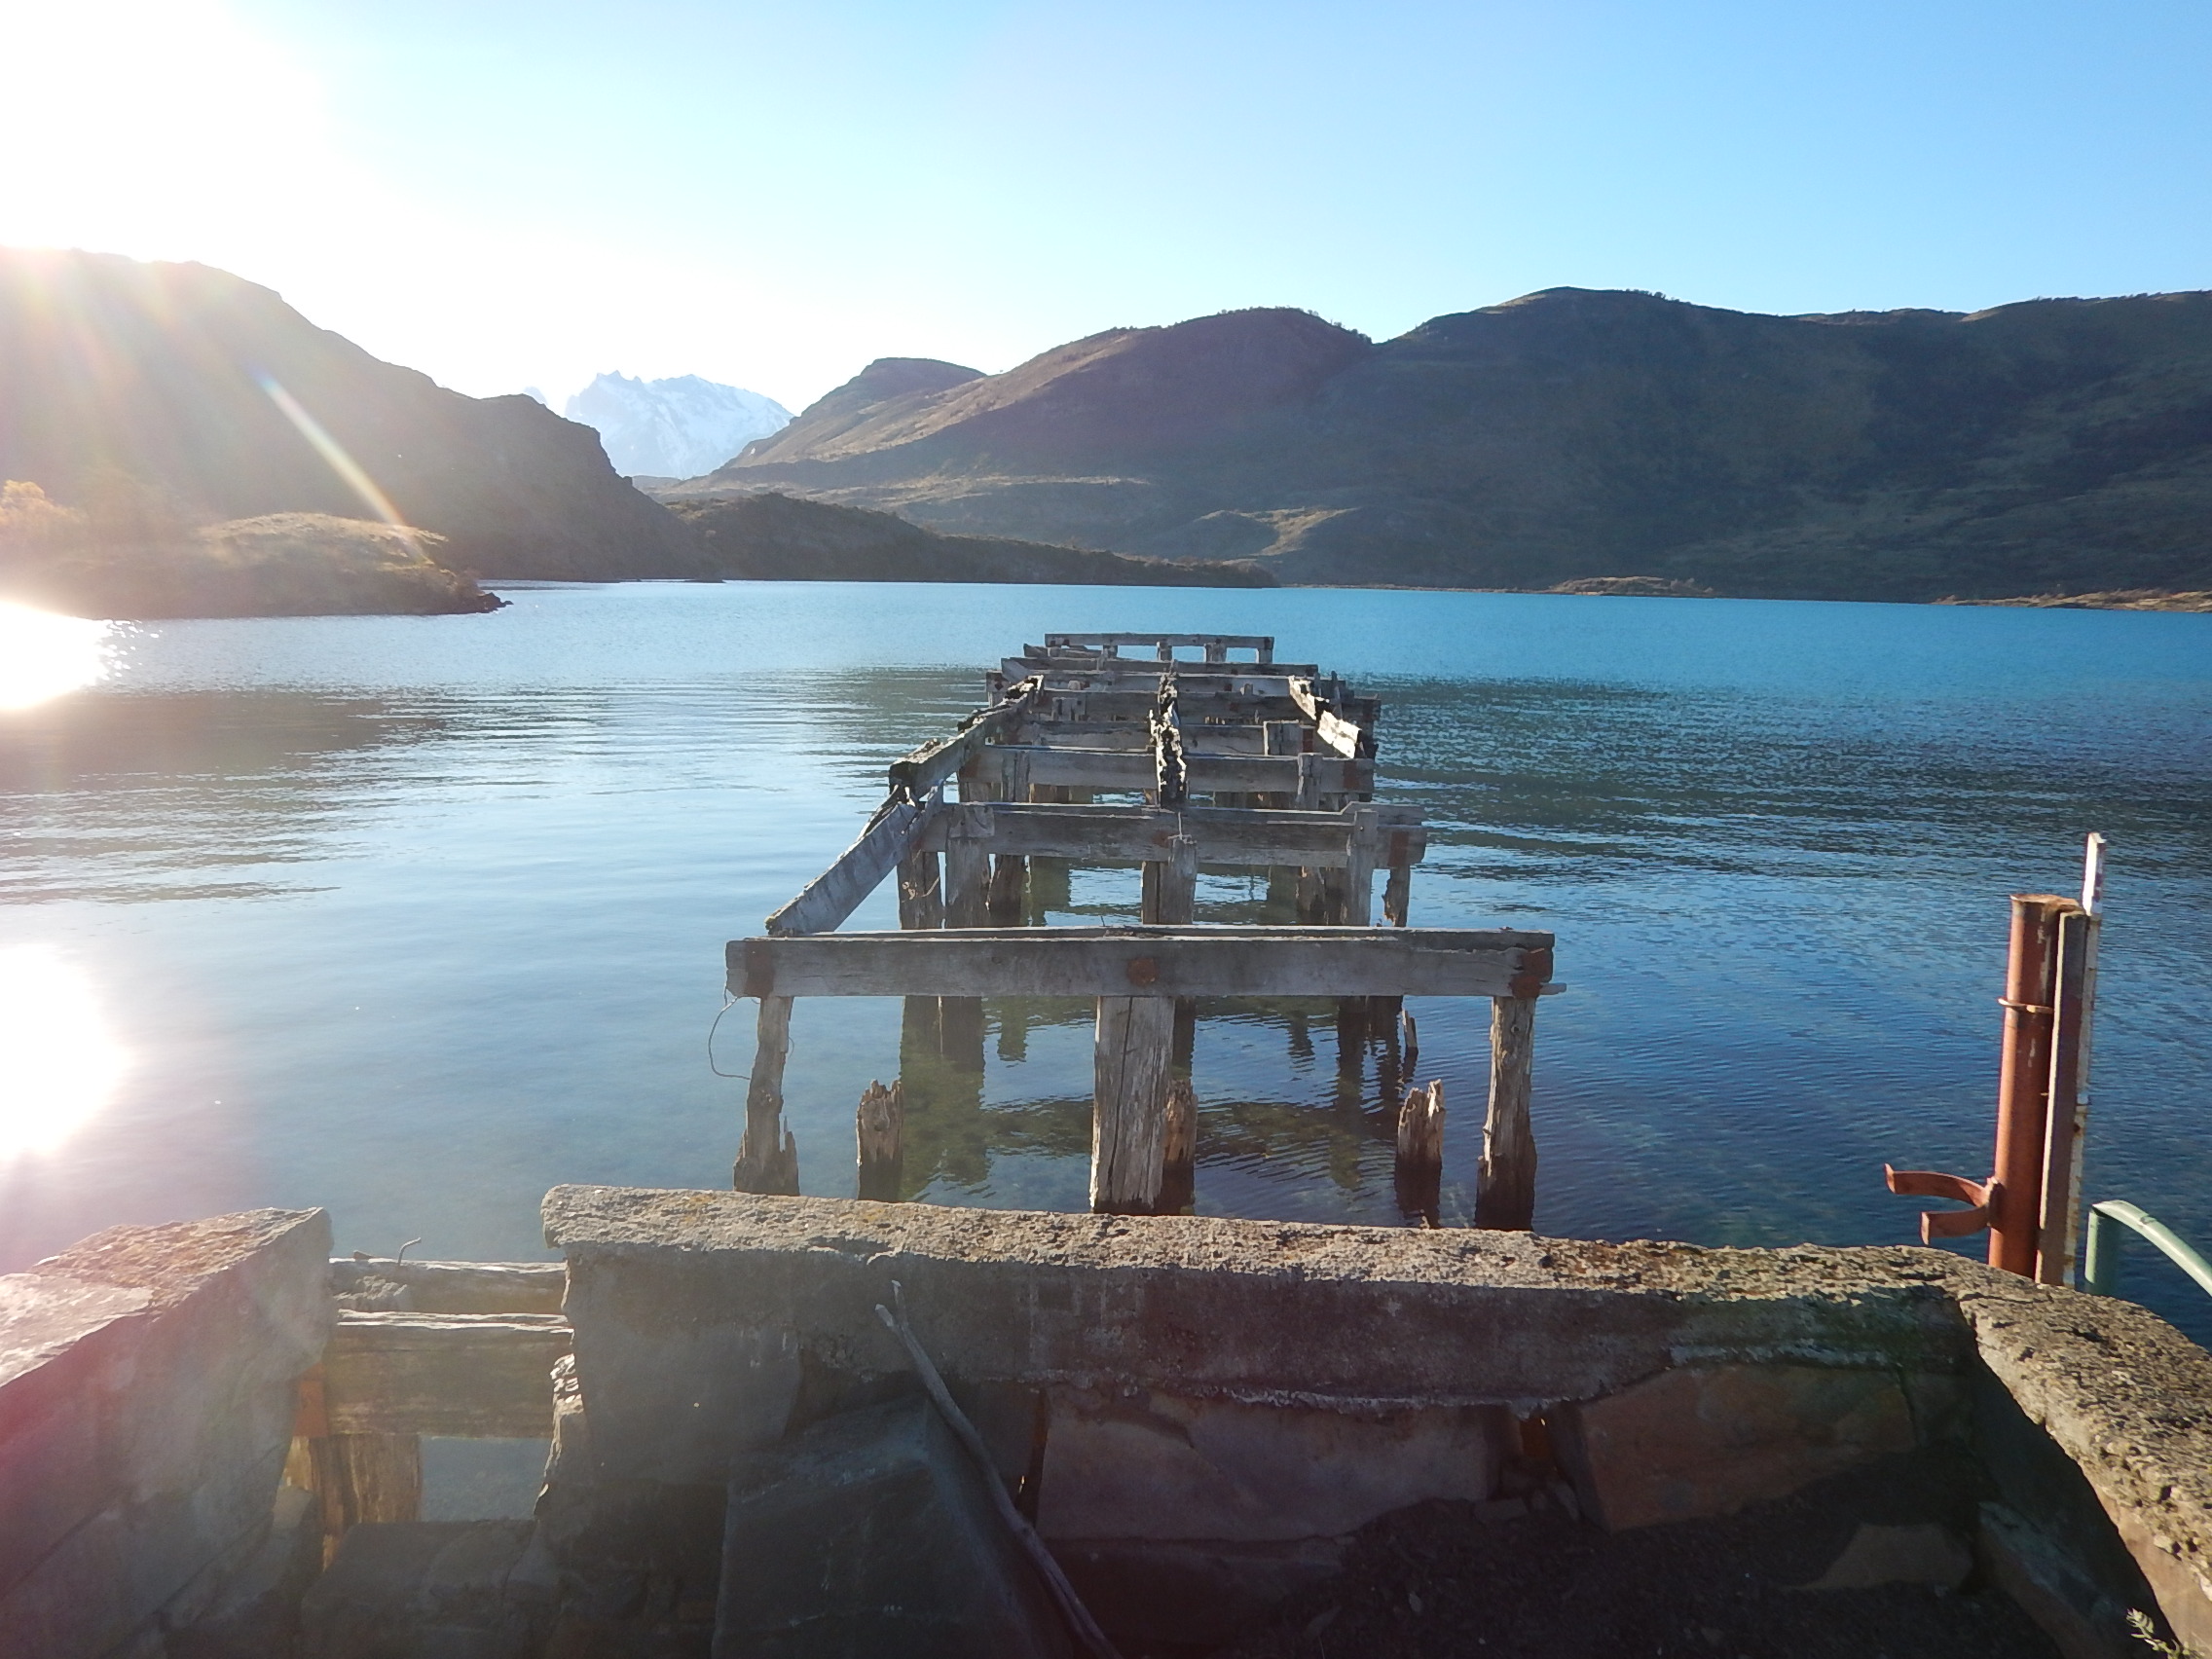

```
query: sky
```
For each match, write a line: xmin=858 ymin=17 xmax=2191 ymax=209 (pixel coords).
xmin=2 ymin=0 xmax=2208 ymax=411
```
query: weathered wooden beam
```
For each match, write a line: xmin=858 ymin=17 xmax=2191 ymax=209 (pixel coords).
xmin=732 ymin=927 xmax=1555 ymax=1000
xmin=322 ymin=1311 xmax=570 ymax=1438
xmin=898 ymin=845 xmax=943 ymax=930
xmin=1139 ymin=834 xmax=1198 ymax=925
xmin=1092 ymin=996 xmax=1175 ymax=1213
xmin=766 ymin=793 xmax=940 ymax=937
xmin=1042 ymin=632 xmax=1274 ymax=659
xmin=993 ymin=746 xmax=1370 ymax=794
xmin=887 ymin=681 xmax=1037 ymax=800
xmin=943 ymin=819 xmax=993 ymax=927
xmin=329 ymin=1259 xmax=567 ymax=1315
xmin=1014 ymin=719 xmax=1272 ymax=755
xmin=1004 ymin=658 xmax=1320 ymax=688
xmin=1287 ymin=678 xmax=1369 ymax=758
xmin=1477 ymin=996 xmax=1538 ymax=1230
xmin=1031 ymin=687 xmax=1309 ymax=722
xmin=734 ymin=996 xmax=799 ymax=1195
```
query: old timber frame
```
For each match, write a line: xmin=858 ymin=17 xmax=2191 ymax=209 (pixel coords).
xmin=731 ymin=632 xmax=1559 ymax=1222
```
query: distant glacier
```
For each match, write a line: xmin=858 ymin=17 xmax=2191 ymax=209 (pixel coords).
xmin=564 ymin=373 xmax=793 ymax=481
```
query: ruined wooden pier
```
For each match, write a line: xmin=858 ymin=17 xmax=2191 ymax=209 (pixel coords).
xmin=732 ymin=631 xmax=1560 ymax=1222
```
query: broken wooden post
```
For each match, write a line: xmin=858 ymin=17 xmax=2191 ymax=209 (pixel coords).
xmin=733 ymin=996 xmax=800 ymax=1195
xmin=1476 ymin=994 xmax=1537 ymax=1229
xmin=1395 ymin=1081 xmax=1445 ymax=1225
xmin=856 ymin=1078 xmax=904 ymax=1202
xmin=1160 ymin=1076 xmax=1197 ymax=1213
xmin=1091 ymin=996 xmax=1175 ymax=1214
xmin=898 ymin=846 xmax=943 ymax=930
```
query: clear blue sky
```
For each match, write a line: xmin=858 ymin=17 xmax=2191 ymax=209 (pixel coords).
xmin=5 ymin=0 xmax=2208 ymax=408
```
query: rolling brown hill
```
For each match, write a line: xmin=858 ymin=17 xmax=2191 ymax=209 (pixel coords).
xmin=686 ymin=289 xmax=2212 ymax=600
xmin=0 ymin=248 xmax=707 ymax=583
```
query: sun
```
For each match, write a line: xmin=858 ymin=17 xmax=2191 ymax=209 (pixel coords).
xmin=0 ymin=600 xmax=113 ymax=709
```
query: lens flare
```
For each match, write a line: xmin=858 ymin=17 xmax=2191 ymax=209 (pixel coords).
xmin=0 ymin=945 xmax=130 ymax=1160
xmin=258 ymin=376 xmax=425 ymax=557
xmin=0 ymin=601 xmax=112 ymax=708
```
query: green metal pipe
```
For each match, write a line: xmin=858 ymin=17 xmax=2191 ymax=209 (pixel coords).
xmin=2084 ymin=1200 xmax=2212 ymax=1300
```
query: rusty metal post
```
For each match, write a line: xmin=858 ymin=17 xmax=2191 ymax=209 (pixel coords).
xmin=1990 ymin=895 xmax=2070 ymax=1275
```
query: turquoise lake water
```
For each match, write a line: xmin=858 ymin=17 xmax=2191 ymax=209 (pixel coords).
xmin=2 ymin=582 xmax=2208 ymax=1342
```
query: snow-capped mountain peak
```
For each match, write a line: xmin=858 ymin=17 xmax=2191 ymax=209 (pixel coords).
xmin=564 ymin=372 xmax=793 ymax=480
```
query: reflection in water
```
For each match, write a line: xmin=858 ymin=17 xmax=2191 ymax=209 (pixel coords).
xmin=0 ymin=586 xmax=2207 ymax=1341
xmin=0 ymin=602 xmax=113 ymax=709
xmin=0 ymin=944 xmax=128 ymax=1158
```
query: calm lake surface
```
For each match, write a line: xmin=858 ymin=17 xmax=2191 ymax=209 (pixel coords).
xmin=3 ymin=582 xmax=2208 ymax=1341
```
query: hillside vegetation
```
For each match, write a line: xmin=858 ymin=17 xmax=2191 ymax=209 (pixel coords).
xmin=669 ymin=492 xmax=1271 ymax=586
xmin=0 ymin=483 xmax=499 ymax=617
xmin=687 ymin=289 xmax=2212 ymax=600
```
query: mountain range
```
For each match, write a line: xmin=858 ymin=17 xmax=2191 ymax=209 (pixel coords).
xmin=679 ymin=289 xmax=2212 ymax=600
xmin=9 ymin=247 xmax=2212 ymax=609
xmin=563 ymin=372 xmax=792 ymax=482
xmin=0 ymin=248 xmax=703 ymax=586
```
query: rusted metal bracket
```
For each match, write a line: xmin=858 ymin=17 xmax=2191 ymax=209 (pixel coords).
xmin=1885 ymin=1165 xmax=2001 ymax=1243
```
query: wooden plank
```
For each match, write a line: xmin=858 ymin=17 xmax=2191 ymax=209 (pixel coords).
xmin=1092 ymin=996 xmax=1175 ymax=1213
xmin=985 ymin=746 xmax=1372 ymax=795
xmin=329 ymin=1259 xmax=566 ymax=1314
xmin=1028 ymin=687 xmax=1309 ymax=721
xmin=1005 ymin=658 xmax=1320 ymax=688
xmin=732 ymin=927 xmax=1554 ymax=1000
xmin=766 ymin=794 xmax=940 ymax=937
xmin=1287 ymin=678 xmax=1368 ymax=758
xmin=886 ymin=682 xmax=1037 ymax=799
xmin=916 ymin=801 xmax=1422 ymax=867
xmin=322 ymin=1311 xmax=570 ymax=1438
xmin=1476 ymin=996 xmax=1537 ymax=1230
xmin=1016 ymin=719 xmax=1272 ymax=755
xmin=1043 ymin=632 xmax=1274 ymax=659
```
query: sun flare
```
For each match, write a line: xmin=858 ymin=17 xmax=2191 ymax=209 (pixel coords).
xmin=0 ymin=600 xmax=113 ymax=709
xmin=0 ymin=945 xmax=130 ymax=1160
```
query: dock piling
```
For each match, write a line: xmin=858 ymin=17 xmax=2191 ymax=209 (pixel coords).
xmin=732 ymin=996 xmax=800 ymax=1195
xmin=857 ymin=1079 xmax=904 ymax=1201
xmin=1092 ymin=996 xmax=1176 ymax=1214
xmin=1477 ymin=995 xmax=1538 ymax=1230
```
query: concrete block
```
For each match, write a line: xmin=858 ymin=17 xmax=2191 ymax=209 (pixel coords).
xmin=0 ymin=1272 xmax=151 ymax=1580
xmin=1553 ymin=1363 xmax=1915 ymax=1530
xmin=1037 ymin=1388 xmax=1501 ymax=1542
xmin=715 ymin=1396 xmax=1072 ymax=1659
xmin=0 ymin=1209 xmax=329 ymax=1659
